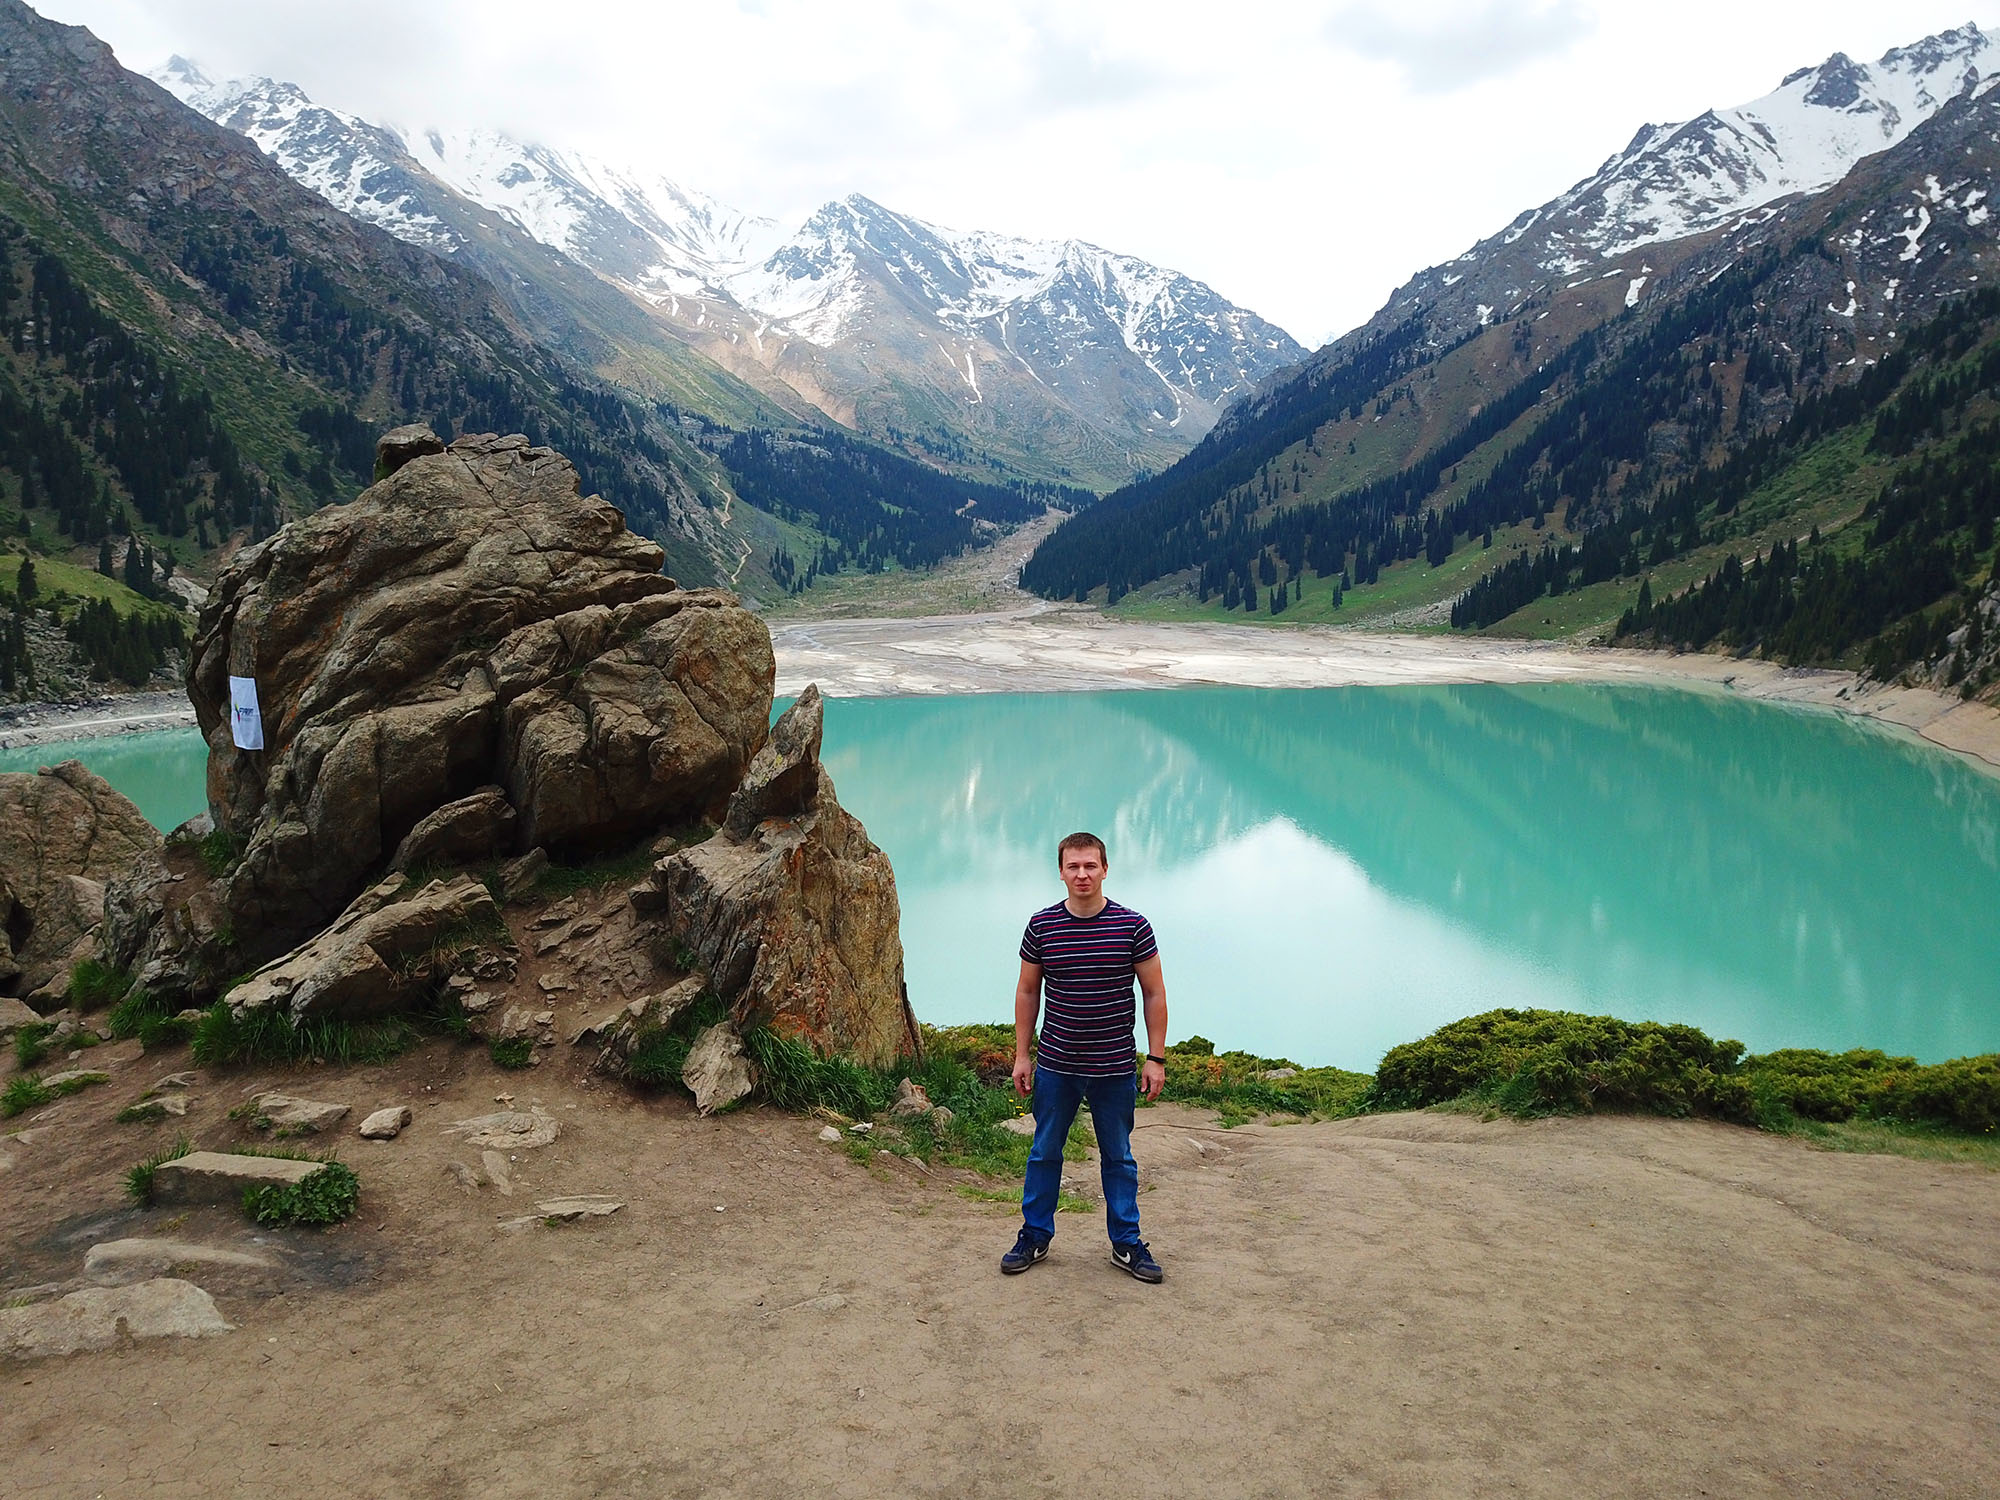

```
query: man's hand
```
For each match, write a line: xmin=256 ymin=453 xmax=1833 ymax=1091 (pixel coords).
xmin=1012 ymin=1053 xmax=1034 ymax=1098
xmin=1140 ymin=1057 xmax=1165 ymax=1102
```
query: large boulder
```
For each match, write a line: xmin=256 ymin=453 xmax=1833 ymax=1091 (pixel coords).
xmin=0 ymin=762 xmax=160 ymax=1003
xmin=120 ymin=429 xmax=773 ymax=999
xmin=640 ymin=689 xmax=917 ymax=1069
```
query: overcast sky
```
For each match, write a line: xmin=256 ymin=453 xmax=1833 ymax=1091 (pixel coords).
xmin=35 ymin=1 xmax=2000 ymax=346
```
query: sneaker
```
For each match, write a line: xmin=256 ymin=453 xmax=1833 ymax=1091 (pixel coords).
xmin=1000 ymin=1229 xmax=1049 ymax=1275
xmin=1110 ymin=1240 xmax=1163 ymax=1283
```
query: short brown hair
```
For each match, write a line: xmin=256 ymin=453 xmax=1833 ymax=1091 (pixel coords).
xmin=1056 ymin=831 xmax=1107 ymax=867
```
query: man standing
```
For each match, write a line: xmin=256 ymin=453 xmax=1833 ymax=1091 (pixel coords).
xmin=1002 ymin=831 xmax=1167 ymax=1283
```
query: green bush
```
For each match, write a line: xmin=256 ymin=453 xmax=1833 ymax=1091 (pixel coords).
xmin=1370 ymin=1009 xmax=1750 ymax=1120
xmin=1744 ymin=1048 xmax=2000 ymax=1134
xmin=69 ymin=959 xmax=131 ymax=1012
xmin=242 ymin=1159 xmax=360 ymax=1227
xmin=625 ymin=991 xmax=729 ymax=1089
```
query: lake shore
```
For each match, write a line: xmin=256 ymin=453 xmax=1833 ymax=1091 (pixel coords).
xmin=772 ymin=608 xmax=2000 ymax=774
xmin=2 ymin=615 xmax=1993 ymax=778
xmin=0 ymin=690 xmax=198 ymax=751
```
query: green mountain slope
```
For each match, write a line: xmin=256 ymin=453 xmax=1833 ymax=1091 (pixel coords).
xmin=1021 ymin=78 xmax=2000 ymax=695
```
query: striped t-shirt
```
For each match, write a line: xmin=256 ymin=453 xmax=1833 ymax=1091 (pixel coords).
xmin=1020 ymin=898 xmax=1159 ymax=1077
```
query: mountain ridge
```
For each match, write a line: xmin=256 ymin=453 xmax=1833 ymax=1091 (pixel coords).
xmin=149 ymin=59 xmax=1304 ymax=488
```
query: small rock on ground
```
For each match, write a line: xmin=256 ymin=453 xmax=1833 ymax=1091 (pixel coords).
xmin=999 ymin=1116 xmax=1036 ymax=1137
xmin=358 ymin=1105 xmax=412 ymax=1140
xmin=482 ymin=1150 xmax=513 ymax=1196
xmin=39 ymin=1069 xmax=109 ymax=1091
xmin=151 ymin=1151 xmax=328 ymax=1208
xmin=682 ymin=1022 xmax=753 ymax=1115
xmin=251 ymin=1093 xmax=350 ymax=1134
xmin=818 ymin=1125 xmax=842 ymax=1142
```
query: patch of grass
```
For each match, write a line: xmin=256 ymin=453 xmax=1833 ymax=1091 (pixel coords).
xmin=488 ymin=1036 xmax=534 ymax=1070
xmin=625 ymin=990 xmax=730 ymax=1088
xmin=189 ymin=1002 xmax=421 ymax=1069
xmin=532 ymin=843 xmax=665 ymax=900
xmin=2 ymin=1072 xmax=53 ymax=1117
xmin=124 ymin=1136 xmax=193 ymax=1203
xmin=69 ymin=959 xmax=131 ymax=1012
xmin=105 ymin=987 xmax=191 ymax=1049
xmin=1774 ymin=1116 xmax=2000 ymax=1168
xmin=744 ymin=1026 xmax=895 ymax=1118
xmin=13 ymin=1020 xmax=55 ymax=1071
xmin=197 ymin=827 xmax=244 ymax=878
xmin=1157 ymin=1035 xmax=1373 ymax=1125
xmin=242 ymin=1159 xmax=360 ymax=1227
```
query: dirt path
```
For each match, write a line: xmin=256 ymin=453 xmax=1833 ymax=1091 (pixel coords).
xmin=5 ymin=1039 xmax=1995 ymax=1499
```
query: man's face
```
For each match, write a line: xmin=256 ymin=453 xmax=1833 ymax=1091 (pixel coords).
xmin=1060 ymin=846 xmax=1105 ymax=901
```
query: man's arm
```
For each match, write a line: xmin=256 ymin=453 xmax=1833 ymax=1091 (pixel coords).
xmin=1136 ymin=954 xmax=1167 ymax=1101
xmin=1012 ymin=960 xmax=1043 ymax=1097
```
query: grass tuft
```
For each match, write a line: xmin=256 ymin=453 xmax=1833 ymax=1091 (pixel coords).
xmin=124 ymin=1136 xmax=194 ymax=1203
xmin=197 ymin=827 xmax=244 ymax=878
xmin=488 ymin=1036 xmax=534 ymax=1070
xmin=2 ymin=1072 xmax=53 ymax=1117
xmin=190 ymin=1002 xmax=421 ymax=1069
xmin=68 ymin=959 xmax=132 ymax=1012
xmin=13 ymin=1020 xmax=55 ymax=1071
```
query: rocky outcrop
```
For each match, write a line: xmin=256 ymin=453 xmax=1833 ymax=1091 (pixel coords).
xmin=638 ymin=688 xmax=916 ymax=1069
xmin=224 ymin=874 xmax=498 ymax=1023
xmin=118 ymin=428 xmax=773 ymax=1001
xmin=0 ymin=762 xmax=160 ymax=1005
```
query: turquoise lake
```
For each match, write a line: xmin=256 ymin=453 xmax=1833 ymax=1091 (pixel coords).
xmin=9 ymin=684 xmax=1998 ymax=1070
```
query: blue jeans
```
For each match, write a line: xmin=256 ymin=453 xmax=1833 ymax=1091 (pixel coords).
xmin=1022 ymin=1066 xmax=1141 ymax=1247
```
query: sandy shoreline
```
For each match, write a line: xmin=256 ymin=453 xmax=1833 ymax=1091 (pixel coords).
xmin=1 ymin=615 xmax=1993 ymax=776
xmin=772 ymin=609 xmax=2000 ymax=773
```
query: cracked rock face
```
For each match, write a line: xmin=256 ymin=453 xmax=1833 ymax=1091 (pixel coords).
xmin=645 ymin=691 xmax=916 ymax=1069
xmin=0 ymin=762 xmax=160 ymax=1004
xmin=125 ymin=429 xmax=773 ymax=998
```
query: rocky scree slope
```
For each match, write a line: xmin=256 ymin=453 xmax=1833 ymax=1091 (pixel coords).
xmin=103 ymin=426 xmax=912 ymax=1067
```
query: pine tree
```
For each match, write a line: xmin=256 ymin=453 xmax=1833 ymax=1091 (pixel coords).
xmin=97 ymin=536 xmax=113 ymax=578
xmin=16 ymin=555 xmax=36 ymax=603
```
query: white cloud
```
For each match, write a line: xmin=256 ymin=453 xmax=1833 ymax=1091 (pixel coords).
xmin=33 ymin=1 xmax=2000 ymax=351
xmin=1328 ymin=1 xmax=1596 ymax=92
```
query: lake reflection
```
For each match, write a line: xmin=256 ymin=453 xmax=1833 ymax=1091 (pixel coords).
xmin=819 ymin=685 xmax=2000 ymax=1070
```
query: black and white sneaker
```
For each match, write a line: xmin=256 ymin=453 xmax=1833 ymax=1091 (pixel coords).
xmin=1110 ymin=1240 xmax=1163 ymax=1283
xmin=1000 ymin=1229 xmax=1050 ymax=1275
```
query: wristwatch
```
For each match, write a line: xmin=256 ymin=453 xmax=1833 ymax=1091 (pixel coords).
xmin=1145 ymin=1054 xmax=1165 ymax=1064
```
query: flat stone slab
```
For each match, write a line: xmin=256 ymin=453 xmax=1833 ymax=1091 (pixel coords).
xmin=999 ymin=1116 xmax=1037 ymax=1136
xmin=0 ymin=1279 xmax=232 ymax=1359
xmin=150 ymin=1151 xmax=329 ymax=1207
xmin=357 ymin=1106 xmax=412 ymax=1140
xmin=536 ymin=1196 xmax=624 ymax=1221
xmin=83 ymin=1238 xmax=278 ymax=1285
xmin=442 ymin=1109 xmax=559 ymax=1150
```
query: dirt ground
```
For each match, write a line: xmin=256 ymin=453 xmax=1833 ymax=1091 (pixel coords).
xmin=4 ymin=1029 xmax=1997 ymax=1500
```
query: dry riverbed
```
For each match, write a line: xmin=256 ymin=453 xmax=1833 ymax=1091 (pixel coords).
xmin=3 ymin=1032 xmax=1996 ymax=1499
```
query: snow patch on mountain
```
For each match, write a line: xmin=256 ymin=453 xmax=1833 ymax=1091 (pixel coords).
xmin=1528 ymin=24 xmax=1998 ymax=270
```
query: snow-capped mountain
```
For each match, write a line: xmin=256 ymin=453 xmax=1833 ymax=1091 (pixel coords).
xmin=149 ymin=58 xmax=1301 ymax=484
xmin=1329 ymin=23 xmax=1999 ymax=357
xmin=394 ymin=127 xmax=785 ymax=299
